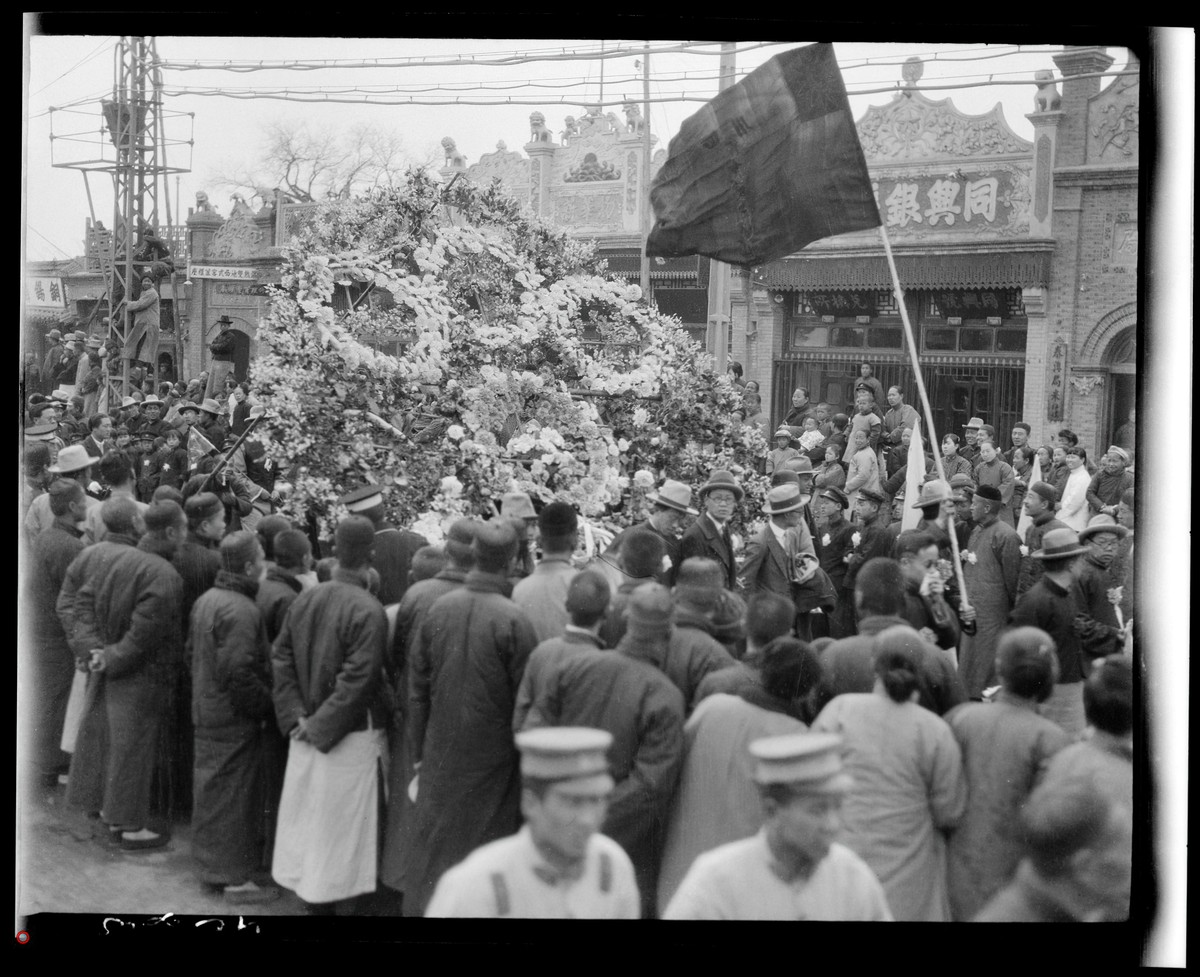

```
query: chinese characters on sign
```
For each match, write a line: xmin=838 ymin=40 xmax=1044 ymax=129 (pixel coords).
xmin=806 ymin=292 xmax=876 ymax=317
xmin=188 ymin=264 xmax=261 ymax=281
xmin=26 ymin=277 xmax=66 ymax=310
xmin=933 ymin=290 xmax=1004 ymax=316
xmin=877 ymin=174 xmax=1002 ymax=229
xmin=1047 ymin=336 xmax=1068 ymax=421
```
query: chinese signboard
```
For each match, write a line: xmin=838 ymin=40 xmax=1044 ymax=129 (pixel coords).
xmin=872 ymin=170 xmax=1021 ymax=234
xmin=932 ymin=289 xmax=1007 ymax=317
xmin=806 ymin=291 xmax=876 ymax=317
xmin=26 ymin=276 xmax=65 ymax=310
xmin=188 ymin=264 xmax=261 ymax=281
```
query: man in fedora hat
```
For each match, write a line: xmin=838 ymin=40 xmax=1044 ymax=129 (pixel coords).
xmin=195 ymin=397 xmax=229 ymax=447
xmin=515 ymin=582 xmax=685 ymax=917
xmin=740 ymin=484 xmax=823 ymax=640
xmin=425 ymin=727 xmax=639 ymax=918
xmin=601 ymin=479 xmax=697 ymax=591
xmin=24 ymin=444 xmax=100 ymax=544
xmin=663 ymin=732 xmax=891 ymax=920
xmin=680 ymin=470 xmax=743 ymax=592
xmin=1071 ymin=515 xmax=1132 ymax=665
xmin=1008 ymin=527 xmax=1092 ymax=735
xmin=205 ymin=316 xmax=239 ymax=400
xmin=958 ymin=483 xmax=1022 ymax=699
xmin=128 ymin=393 xmax=170 ymax=443
xmin=959 ymin=417 xmax=985 ymax=466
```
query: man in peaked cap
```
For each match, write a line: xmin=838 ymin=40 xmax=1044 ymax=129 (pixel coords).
xmin=1008 ymin=528 xmax=1093 ymax=736
xmin=958 ymin=483 xmax=1022 ymax=699
xmin=814 ymin=486 xmax=856 ymax=639
xmin=339 ymin=483 xmax=428 ymax=608
xmin=515 ymin=582 xmax=685 ymax=917
xmin=425 ymin=727 xmax=639 ymax=918
xmin=512 ymin=501 xmax=580 ymax=644
xmin=1017 ymin=481 xmax=1068 ymax=600
xmin=600 ymin=478 xmax=697 ymax=589
xmin=663 ymin=732 xmax=891 ymax=920
xmin=680 ymin=469 xmax=743 ymax=591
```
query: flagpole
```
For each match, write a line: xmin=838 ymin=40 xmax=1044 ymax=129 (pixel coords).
xmin=708 ymin=41 xmax=737 ymax=374
xmin=878 ymin=224 xmax=971 ymax=611
xmin=640 ymin=43 xmax=652 ymax=297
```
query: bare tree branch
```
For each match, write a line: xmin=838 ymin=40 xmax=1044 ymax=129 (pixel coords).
xmin=206 ymin=119 xmax=426 ymax=204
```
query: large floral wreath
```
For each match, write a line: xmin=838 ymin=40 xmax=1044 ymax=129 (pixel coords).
xmin=250 ymin=171 xmax=769 ymax=549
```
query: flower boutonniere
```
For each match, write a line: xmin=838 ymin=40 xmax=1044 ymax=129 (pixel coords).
xmin=851 ymin=531 xmax=862 ymax=548
xmin=1106 ymin=586 xmax=1123 ymax=607
xmin=962 ymin=550 xmax=978 ymax=565
xmin=821 ymin=533 xmax=831 ymax=547
xmin=1019 ymin=545 xmax=1030 ymax=557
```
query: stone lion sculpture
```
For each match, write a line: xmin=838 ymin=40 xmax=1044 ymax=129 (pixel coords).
xmin=195 ymin=190 xmax=217 ymax=215
xmin=1033 ymin=70 xmax=1062 ymax=112
xmin=441 ymin=136 xmax=467 ymax=169
xmin=529 ymin=111 xmax=554 ymax=143
xmin=623 ymin=102 xmax=646 ymax=135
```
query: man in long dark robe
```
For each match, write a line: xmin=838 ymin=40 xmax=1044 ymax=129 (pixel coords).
xmin=400 ymin=519 xmax=539 ymax=916
xmin=23 ymin=479 xmax=88 ymax=794
xmin=379 ymin=519 xmax=477 ymax=905
xmin=190 ymin=531 xmax=278 ymax=903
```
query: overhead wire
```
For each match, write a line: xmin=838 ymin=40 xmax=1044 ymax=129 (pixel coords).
xmin=154 ymin=39 xmax=787 ymax=72
xmin=29 ymin=35 xmax=115 ymax=97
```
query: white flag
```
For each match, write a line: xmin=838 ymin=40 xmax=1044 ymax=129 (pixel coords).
xmin=901 ymin=418 xmax=924 ymax=531
xmin=1015 ymin=450 xmax=1043 ymax=538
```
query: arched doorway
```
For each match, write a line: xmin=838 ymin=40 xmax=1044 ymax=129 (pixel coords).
xmin=1102 ymin=325 xmax=1136 ymax=453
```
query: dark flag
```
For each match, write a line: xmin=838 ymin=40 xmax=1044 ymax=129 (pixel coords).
xmin=646 ymin=42 xmax=881 ymax=266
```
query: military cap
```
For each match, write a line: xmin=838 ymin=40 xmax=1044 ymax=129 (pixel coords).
xmin=749 ymin=732 xmax=854 ymax=793
xmin=857 ymin=487 xmax=886 ymax=506
xmin=339 ymin=484 xmax=385 ymax=513
xmin=515 ymin=727 xmax=614 ymax=788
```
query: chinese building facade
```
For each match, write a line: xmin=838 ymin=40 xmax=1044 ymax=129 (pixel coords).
xmin=735 ymin=46 xmax=1138 ymax=461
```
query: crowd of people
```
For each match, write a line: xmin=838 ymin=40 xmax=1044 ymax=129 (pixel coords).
xmin=19 ymin=349 xmax=1137 ymax=922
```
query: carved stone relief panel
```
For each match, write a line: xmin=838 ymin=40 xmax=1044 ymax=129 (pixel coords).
xmin=551 ymin=191 xmax=623 ymax=232
xmin=209 ymin=210 xmax=269 ymax=260
xmin=466 ymin=147 xmax=532 ymax=201
xmin=857 ymin=91 xmax=1031 ymax=162
xmin=1088 ymin=71 xmax=1139 ymax=163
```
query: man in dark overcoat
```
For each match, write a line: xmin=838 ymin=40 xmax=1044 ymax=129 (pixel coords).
xmin=400 ymin=519 xmax=539 ymax=916
xmin=57 ymin=498 xmax=185 ymax=850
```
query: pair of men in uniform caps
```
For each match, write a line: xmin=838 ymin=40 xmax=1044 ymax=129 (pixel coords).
xmin=427 ymin=725 xmax=888 ymax=920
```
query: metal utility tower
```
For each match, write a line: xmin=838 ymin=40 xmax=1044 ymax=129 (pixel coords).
xmin=50 ymin=35 xmax=192 ymax=402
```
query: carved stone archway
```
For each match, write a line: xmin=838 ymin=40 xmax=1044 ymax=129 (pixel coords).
xmin=1079 ymin=302 xmax=1137 ymax=363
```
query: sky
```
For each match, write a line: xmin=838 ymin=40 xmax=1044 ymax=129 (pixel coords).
xmin=21 ymin=30 xmax=1138 ymax=262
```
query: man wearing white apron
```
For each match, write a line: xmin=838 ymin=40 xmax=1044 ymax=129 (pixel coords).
xmin=271 ymin=515 xmax=389 ymax=912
